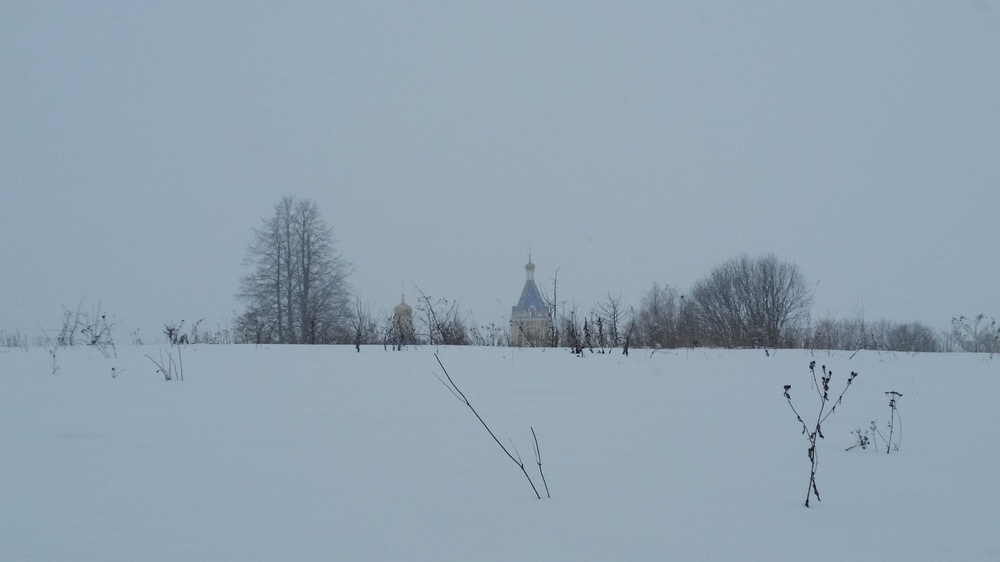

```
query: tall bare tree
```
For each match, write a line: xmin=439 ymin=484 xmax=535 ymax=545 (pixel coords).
xmin=349 ymin=294 xmax=382 ymax=351
xmin=635 ymin=282 xmax=680 ymax=348
xmin=595 ymin=292 xmax=628 ymax=349
xmin=238 ymin=196 xmax=351 ymax=344
xmin=690 ymin=254 xmax=812 ymax=348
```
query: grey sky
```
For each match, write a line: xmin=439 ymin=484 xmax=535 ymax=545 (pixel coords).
xmin=3 ymin=1 xmax=998 ymax=342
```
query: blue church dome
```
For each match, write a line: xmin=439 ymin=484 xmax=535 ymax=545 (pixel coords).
xmin=512 ymin=256 xmax=548 ymax=317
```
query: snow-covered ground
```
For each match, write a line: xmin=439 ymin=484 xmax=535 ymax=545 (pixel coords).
xmin=1 ymin=344 xmax=997 ymax=560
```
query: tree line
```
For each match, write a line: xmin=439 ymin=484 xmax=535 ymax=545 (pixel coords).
xmin=230 ymin=196 xmax=994 ymax=353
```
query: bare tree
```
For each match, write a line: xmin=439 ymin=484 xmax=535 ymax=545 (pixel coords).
xmin=812 ymin=317 xmax=845 ymax=351
xmin=547 ymin=268 xmax=561 ymax=347
xmin=621 ymin=312 xmax=636 ymax=356
xmin=558 ymin=302 xmax=585 ymax=354
xmin=349 ymin=294 xmax=381 ymax=351
xmin=595 ymin=292 xmax=627 ymax=349
xmin=950 ymin=314 xmax=1000 ymax=354
xmin=239 ymin=196 xmax=352 ymax=344
xmin=812 ymin=316 xmax=941 ymax=353
xmin=635 ymin=282 xmax=680 ymax=348
xmin=690 ymin=254 xmax=812 ymax=348
xmin=677 ymin=294 xmax=699 ymax=347
xmin=234 ymin=308 xmax=269 ymax=345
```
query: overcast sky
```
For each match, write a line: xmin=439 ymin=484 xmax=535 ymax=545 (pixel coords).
xmin=3 ymin=1 xmax=998 ymax=343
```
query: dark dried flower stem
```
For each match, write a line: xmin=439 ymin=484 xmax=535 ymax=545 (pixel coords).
xmin=785 ymin=361 xmax=858 ymax=507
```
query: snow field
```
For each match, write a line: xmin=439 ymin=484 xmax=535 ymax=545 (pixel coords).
xmin=1 ymin=345 xmax=997 ymax=560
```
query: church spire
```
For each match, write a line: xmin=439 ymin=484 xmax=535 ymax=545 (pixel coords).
xmin=511 ymin=253 xmax=551 ymax=347
xmin=395 ymin=284 xmax=411 ymax=315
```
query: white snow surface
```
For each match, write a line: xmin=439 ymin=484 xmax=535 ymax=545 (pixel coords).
xmin=1 ymin=345 xmax=998 ymax=561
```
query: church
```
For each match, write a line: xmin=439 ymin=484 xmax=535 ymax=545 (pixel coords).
xmin=510 ymin=255 xmax=552 ymax=347
xmin=392 ymin=292 xmax=416 ymax=346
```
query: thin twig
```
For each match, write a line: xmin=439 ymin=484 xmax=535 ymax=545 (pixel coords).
xmin=434 ymin=353 xmax=541 ymax=499
xmin=532 ymin=426 xmax=550 ymax=498
xmin=177 ymin=345 xmax=184 ymax=381
xmin=433 ymin=371 xmax=464 ymax=402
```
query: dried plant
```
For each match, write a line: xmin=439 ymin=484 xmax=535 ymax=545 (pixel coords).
xmin=884 ymin=391 xmax=903 ymax=453
xmin=145 ymin=329 xmax=188 ymax=382
xmin=845 ymin=426 xmax=871 ymax=452
xmin=848 ymin=391 xmax=903 ymax=455
xmin=784 ymin=361 xmax=858 ymax=507
xmin=433 ymin=353 xmax=549 ymax=499
xmin=53 ymin=299 xmax=119 ymax=357
xmin=146 ymin=347 xmax=184 ymax=381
